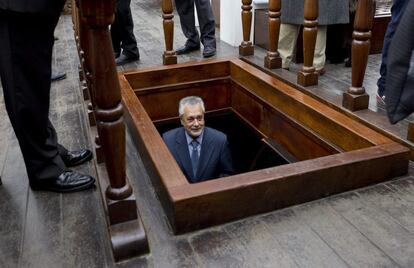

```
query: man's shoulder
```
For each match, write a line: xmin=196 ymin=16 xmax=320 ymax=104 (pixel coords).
xmin=162 ymin=127 xmax=182 ymax=140
xmin=205 ymin=127 xmax=227 ymax=141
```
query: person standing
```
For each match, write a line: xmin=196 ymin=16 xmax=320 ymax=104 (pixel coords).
xmin=111 ymin=0 xmax=140 ymax=65
xmin=0 ymin=0 xmax=95 ymax=192
xmin=278 ymin=0 xmax=349 ymax=74
xmin=175 ymin=0 xmax=216 ymax=58
xmin=376 ymin=0 xmax=409 ymax=104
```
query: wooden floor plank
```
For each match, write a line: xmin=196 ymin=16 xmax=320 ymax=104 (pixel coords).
xmin=328 ymin=191 xmax=414 ymax=267
xmin=189 ymin=229 xmax=246 ymax=267
xmin=18 ymin=191 xmax=64 ymax=267
xmin=387 ymin=177 xmax=414 ymax=202
xmin=293 ymin=200 xmax=397 ymax=267
xmin=0 ymin=138 xmax=28 ymax=268
xmin=356 ymin=183 xmax=414 ymax=233
xmin=260 ymin=209 xmax=349 ymax=268
xmin=223 ymin=218 xmax=299 ymax=268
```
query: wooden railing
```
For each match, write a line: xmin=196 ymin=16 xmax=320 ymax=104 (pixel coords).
xmin=160 ymin=0 xmax=374 ymax=106
xmin=72 ymin=0 xmax=148 ymax=261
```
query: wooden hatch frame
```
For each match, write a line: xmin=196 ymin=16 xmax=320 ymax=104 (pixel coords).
xmin=120 ymin=58 xmax=409 ymax=234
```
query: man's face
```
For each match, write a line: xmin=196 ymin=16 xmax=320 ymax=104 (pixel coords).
xmin=181 ymin=103 xmax=205 ymax=138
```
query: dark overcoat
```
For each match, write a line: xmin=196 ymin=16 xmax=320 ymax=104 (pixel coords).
xmin=281 ymin=0 xmax=349 ymax=25
xmin=386 ymin=0 xmax=414 ymax=124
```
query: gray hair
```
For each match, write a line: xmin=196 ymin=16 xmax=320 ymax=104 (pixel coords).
xmin=178 ymin=96 xmax=205 ymax=117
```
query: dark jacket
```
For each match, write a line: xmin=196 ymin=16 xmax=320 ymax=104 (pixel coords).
xmin=281 ymin=0 xmax=349 ymax=25
xmin=0 ymin=0 xmax=65 ymax=14
xmin=386 ymin=0 xmax=414 ymax=124
xmin=163 ymin=127 xmax=234 ymax=183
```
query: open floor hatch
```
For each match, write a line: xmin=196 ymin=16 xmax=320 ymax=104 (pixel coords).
xmin=120 ymin=58 xmax=409 ymax=234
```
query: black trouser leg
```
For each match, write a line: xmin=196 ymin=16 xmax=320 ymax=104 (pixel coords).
xmin=175 ymin=0 xmax=200 ymax=47
xmin=112 ymin=0 xmax=139 ymax=58
xmin=0 ymin=11 xmax=66 ymax=183
xmin=194 ymin=0 xmax=216 ymax=48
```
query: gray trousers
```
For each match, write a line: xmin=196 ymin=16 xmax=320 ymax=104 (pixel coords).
xmin=175 ymin=0 xmax=216 ymax=48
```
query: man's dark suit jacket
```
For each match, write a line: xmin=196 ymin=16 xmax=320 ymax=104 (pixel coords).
xmin=163 ymin=127 xmax=233 ymax=183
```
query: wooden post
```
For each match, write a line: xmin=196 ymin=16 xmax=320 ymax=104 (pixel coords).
xmin=76 ymin=3 xmax=104 ymax=161
xmin=298 ymin=0 xmax=319 ymax=86
xmin=343 ymin=0 xmax=374 ymax=111
xmin=408 ymin=123 xmax=414 ymax=143
xmin=78 ymin=0 xmax=148 ymax=261
xmin=264 ymin=0 xmax=282 ymax=69
xmin=239 ymin=0 xmax=254 ymax=56
xmin=162 ymin=0 xmax=177 ymax=65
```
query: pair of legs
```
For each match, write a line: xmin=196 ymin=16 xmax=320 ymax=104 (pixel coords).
xmin=111 ymin=0 xmax=139 ymax=64
xmin=0 ymin=10 xmax=93 ymax=192
xmin=377 ymin=0 xmax=409 ymax=98
xmin=278 ymin=23 xmax=327 ymax=71
xmin=175 ymin=0 xmax=216 ymax=57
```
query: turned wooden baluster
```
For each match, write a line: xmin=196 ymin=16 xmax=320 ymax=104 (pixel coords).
xmin=78 ymin=0 xmax=148 ymax=260
xmin=72 ymin=1 xmax=90 ymax=102
xmin=343 ymin=0 xmax=374 ymax=111
xmin=162 ymin=0 xmax=177 ymax=65
xmin=240 ymin=0 xmax=254 ymax=56
xmin=76 ymin=2 xmax=105 ymax=162
xmin=265 ymin=0 xmax=282 ymax=69
xmin=298 ymin=0 xmax=319 ymax=86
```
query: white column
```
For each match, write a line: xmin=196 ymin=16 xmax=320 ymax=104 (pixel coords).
xmin=220 ymin=0 xmax=245 ymax=47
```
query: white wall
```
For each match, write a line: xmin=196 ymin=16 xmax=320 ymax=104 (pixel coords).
xmin=220 ymin=0 xmax=266 ymax=47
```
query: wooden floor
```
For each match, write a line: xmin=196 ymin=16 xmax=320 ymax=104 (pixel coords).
xmin=1 ymin=1 xmax=414 ymax=267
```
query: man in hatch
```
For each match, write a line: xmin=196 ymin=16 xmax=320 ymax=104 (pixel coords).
xmin=163 ymin=96 xmax=233 ymax=183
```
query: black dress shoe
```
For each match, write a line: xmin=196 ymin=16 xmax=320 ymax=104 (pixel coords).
xmin=203 ymin=46 xmax=216 ymax=58
xmin=176 ymin=44 xmax=200 ymax=55
xmin=61 ymin=149 xmax=93 ymax=167
xmin=115 ymin=54 xmax=139 ymax=66
xmin=30 ymin=171 xmax=95 ymax=193
xmin=51 ymin=72 xmax=67 ymax=82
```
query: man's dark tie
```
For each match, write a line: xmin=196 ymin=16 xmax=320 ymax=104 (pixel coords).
xmin=190 ymin=140 xmax=199 ymax=178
